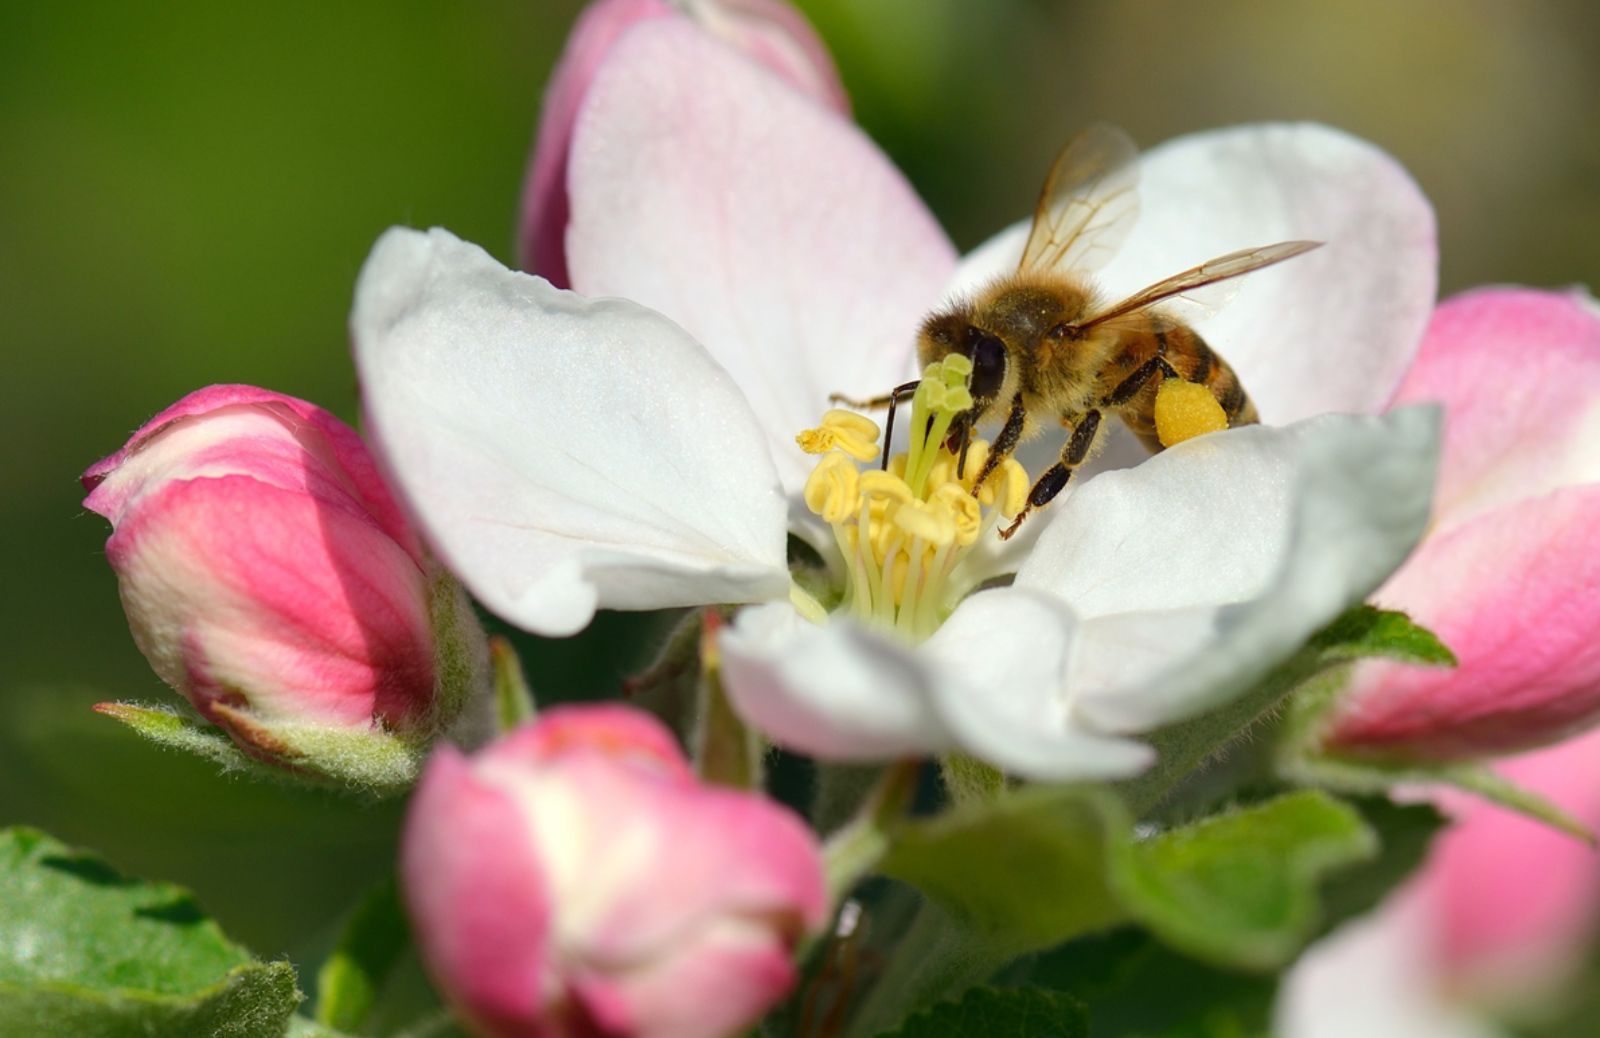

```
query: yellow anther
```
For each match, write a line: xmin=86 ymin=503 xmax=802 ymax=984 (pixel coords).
xmin=796 ymin=409 xmax=882 ymax=461
xmin=1155 ymin=379 xmax=1229 ymax=448
xmin=893 ymin=499 xmax=956 ymax=547
xmin=803 ymin=452 xmax=860 ymax=524
xmin=931 ymin=483 xmax=982 ymax=545
xmin=859 ymin=470 xmax=914 ymax=506
xmin=995 ymin=458 xmax=1031 ymax=519
xmin=943 ymin=385 xmax=974 ymax=413
xmin=958 ymin=441 xmax=991 ymax=493
xmin=919 ymin=379 xmax=950 ymax=412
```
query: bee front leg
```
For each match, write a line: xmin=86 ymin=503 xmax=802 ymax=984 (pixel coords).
xmin=830 ymin=380 xmax=921 ymax=470
xmin=828 ymin=380 xmax=921 ymax=411
xmin=971 ymin=394 xmax=1027 ymax=490
xmin=999 ymin=409 xmax=1101 ymax=540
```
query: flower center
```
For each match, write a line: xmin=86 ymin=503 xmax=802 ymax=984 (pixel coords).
xmin=796 ymin=357 xmax=1030 ymax=642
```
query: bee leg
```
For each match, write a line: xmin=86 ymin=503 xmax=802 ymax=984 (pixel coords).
xmin=999 ymin=409 xmax=1101 ymax=540
xmin=831 ymin=380 xmax=920 ymax=470
xmin=1103 ymin=356 xmax=1179 ymax=407
xmin=971 ymin=394 xmax=1027 ymax=491
xmin=829 ymin=381 xmax=920 ymax=411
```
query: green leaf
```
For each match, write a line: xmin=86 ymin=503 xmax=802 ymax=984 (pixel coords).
xmin=1112 ymin=791 xmax=1377 ymax=970
xmin=315 ymin=879 xmax=409 ymax=1032
xmin=1015 ymin=928 xmax=1276 ymax=1038
xmin=0 ymin=826 xmax=302 ymax=1037
xmin=879 ymin=786 xmax=1129 ymax=952
xmin=877 ymin=986 xmax=1088 ymax=1038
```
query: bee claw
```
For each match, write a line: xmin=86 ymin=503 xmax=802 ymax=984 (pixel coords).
xmin=998 ymin=513 xmax=1027 ymax=540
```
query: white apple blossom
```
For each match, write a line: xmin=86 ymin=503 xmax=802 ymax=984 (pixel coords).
xmin=351 ymin=19 xmax=1440 ymax=782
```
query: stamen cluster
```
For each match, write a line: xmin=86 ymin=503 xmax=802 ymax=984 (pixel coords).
xmin=798 ymin=357 xmax=1030 ymax=641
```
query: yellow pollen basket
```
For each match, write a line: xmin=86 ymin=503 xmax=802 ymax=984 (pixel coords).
xmin=797 ymin=359 xmax=1030 ymax=641
xmin=1154 ymin=378 xmax=1229 ymax=448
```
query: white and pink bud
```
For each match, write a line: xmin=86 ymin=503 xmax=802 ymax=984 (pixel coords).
xmin=1322 ymin=288 xmax=1600 ymax=759
xmin=519 ymin=0 xmax=849 ymax=286
xmin=401 ymin=704 xmax=827 ymax=1038
xmin=82 ymin=384 xmax=486 ymax=782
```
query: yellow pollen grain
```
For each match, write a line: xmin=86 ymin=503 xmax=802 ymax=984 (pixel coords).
xmin=1155 ymin=379 xmax=1228 ymax=448
xmin=796 ymin=408 xmax=882 ymax=461
xmin=803 ymin=452 xmax=860 ymax=524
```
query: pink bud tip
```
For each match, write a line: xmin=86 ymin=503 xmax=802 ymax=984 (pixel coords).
xmin=401 ymin=704 xmax=827 ymax=1038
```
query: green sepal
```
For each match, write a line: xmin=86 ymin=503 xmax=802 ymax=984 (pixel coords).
xmin=875 ymin=986 xmax=1088 ymax=1038
xmin=0 ymin=826 xmax=303 ymax=1037
xmin=1277 ymin=611 xmax=1591 ymax=841
xmin=92 ymin=701 xmax=427 ymax=796
xmin=489 ymin=636 xmax=536 ymax=733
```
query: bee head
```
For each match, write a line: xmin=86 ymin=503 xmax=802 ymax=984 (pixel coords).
xmin=918 ymin=311 xmax=1009 ymax=406
xmin=964 ymin=329 xmax=1008 ymax=404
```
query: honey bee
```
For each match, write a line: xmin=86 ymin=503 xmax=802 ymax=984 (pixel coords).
xmin=837 ymin=124 xmax=1320 ymax=538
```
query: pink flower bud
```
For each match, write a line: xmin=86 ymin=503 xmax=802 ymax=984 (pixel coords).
xmin=1324 ymin=288 xmax=1600 ymax=758
xmin=401 ymin=704 xmax=827 ymax=1038
xmin=82 ymin=385 xmax=484 ymax=777
xmin=1424 ymin=729 xmax=1600 ymax=1002
xmin=519 ymin=0 xmax=849 ymax=287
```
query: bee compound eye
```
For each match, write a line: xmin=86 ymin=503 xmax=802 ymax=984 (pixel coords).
xmin=968 ymin=332 xmax=1007 ymax=400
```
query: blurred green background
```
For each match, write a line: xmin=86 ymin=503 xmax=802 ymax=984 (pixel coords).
xmin=4 ymin=0 xmax=1598 ymax=990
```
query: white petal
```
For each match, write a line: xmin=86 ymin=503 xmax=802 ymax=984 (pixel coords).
xmin=949 ymin=123 xmax=1437 ymax=421
xmin=1277 ymin=897 xmax=1505 ymax=1038
xmin=1019 ymin=409 xmax=1441 ymax=732
xmin=718 ymin=602 xmax=951 ymax=760
xmin=566 ymin=19 xmax=956 ymax=496
xmin=719 ymin=593 xmax=1153 ymax=782
xmin=921 ymin=589 xmax=1155 ymax=781
xmin=351 ymin=227 xmax=790 ymax=637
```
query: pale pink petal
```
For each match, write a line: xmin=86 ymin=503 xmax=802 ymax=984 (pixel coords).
xmin=352 ymin=227 xmax=791 ymax=638
xmin=1328 ymin=484 xmax=1600 ymax=757
xmin=519 ymin=0 xmax=674 ymax=288
xmin=566 ymin=18 xmax=956 ymax=494
xmin=105 ymin=475 xmax=434 ymax=733
xmin=518 ymin=0 xmax=848 ymax=287
xmin=1427 ymin=729 xmax=1600 ymax=1000
xmin=1276 ymin=893 xmax=1501 ymax=1038
xmin=573 ymin=918 xmax=797 ymax=1038
xmin=541 ymin=756 xmax=826 ymax=956
xmin=491 ymin=701 xmax=693 ymax=780
xmin=949 ymin=123 xmax=1437 ymax=423
xmin=402 ymin=747 xmax=559 ymax=1037
xmin=1390 ymin=287 xmax=1600 ymax=529
xmin=82 ymin=384 xmax=421 ymax=561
